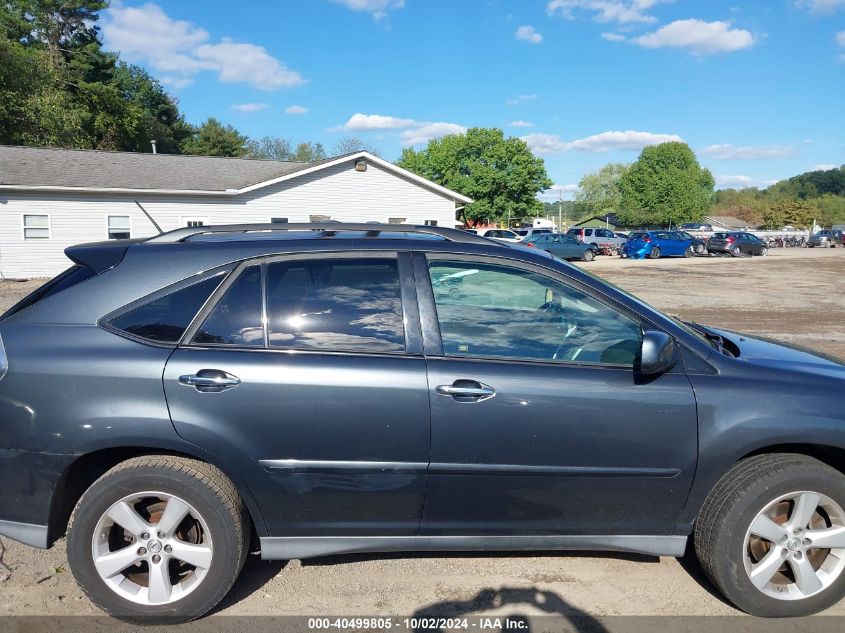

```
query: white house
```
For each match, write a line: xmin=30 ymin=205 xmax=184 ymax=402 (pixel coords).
xmin=0 ymin=146 xmax=472 ymax=278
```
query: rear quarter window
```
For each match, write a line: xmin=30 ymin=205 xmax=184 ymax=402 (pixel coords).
xmin=108 ymin=273 xmax=227 ymax=344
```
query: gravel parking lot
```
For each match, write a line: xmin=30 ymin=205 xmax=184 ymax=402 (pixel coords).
xmin=0 ymin=247 xmax=843 ymax=619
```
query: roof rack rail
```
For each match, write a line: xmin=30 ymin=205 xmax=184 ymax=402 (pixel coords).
xmin=144 ymin=222 xmax=493 ymax=245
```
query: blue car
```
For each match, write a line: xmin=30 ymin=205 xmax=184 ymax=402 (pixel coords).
xmin=622 ymin=230 xmax=697 ymax=259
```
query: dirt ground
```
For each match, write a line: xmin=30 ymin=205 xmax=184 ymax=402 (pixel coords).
xmin=0 ymin=247 xmax=843 ymax=619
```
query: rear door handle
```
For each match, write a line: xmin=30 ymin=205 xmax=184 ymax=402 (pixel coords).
xmin=436 ymin=381 xmax=496 ymax=402
xmin=178 ymin=370 xmax=240 ymax=393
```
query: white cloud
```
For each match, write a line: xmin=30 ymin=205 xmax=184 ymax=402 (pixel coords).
xmin=547 ymin=0 xmax=672 ymax=24
xmin=506 ymin=94 xmax=538 ymax=106
xmin=601 ymin=32 xmax=627 ymax=41
xmin=331 ymin=0 xmax=405 ymax=19
xmin=332 ymin=113 xmax=465 ymax=145
xmin=700 ymin=144 xmax=795 ymax=160
xmin=838 ymin=31 xmax=845 ymax=62
xmin=795 ymin=1 xmax=845 ymax=14
xmin=715 ymin=174 xmax=779 ymax=189
xmin=285 ymin=105 xmax=309 ymax=115
xmin=400 ymin=122 xmax=467 ymax=146
xmin=231 ymin=103 xmax=270 ymax=112
xmin=633 ymin=20 xmax=755 ymax=55
xmin=516 ymin=25 xmax=543 ymax=44
xmin=812 ymin=164 xmax=837 ymax=171
xmin=102 ymin=3 xmax=305 ymax=91
xmin=522 ymin=130 xmax=682 ymax=155
xmin=338 ymin=113 xmax=418 ymax=131
xmin=539 ymin=183 xmax=580 ymax=200
xmin=509 ymin=120 xmax=534 ymax=128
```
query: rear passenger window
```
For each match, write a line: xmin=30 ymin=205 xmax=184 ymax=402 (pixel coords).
xmin=110 ymin=273 xmax=226 ymax=343
xmin=192 ymin=265 xmax=263 ymax=346
xmin=265 ymin=258 xmax=405 ymax=353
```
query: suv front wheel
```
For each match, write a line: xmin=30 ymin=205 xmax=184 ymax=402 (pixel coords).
xmin=67 ymin=455 xmax=250 ymax=623
xmin=695 ymin=454 xmax=845 ymax=616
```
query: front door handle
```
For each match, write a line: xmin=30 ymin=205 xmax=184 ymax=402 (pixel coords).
xmin=436 ymin=381 xmax=496 ymax=402
xmin=178 ymin=370 xmax=240 ymax=393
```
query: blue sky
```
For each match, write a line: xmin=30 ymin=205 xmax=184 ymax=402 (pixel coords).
xmin=101 ymin=1 xmax=845 ymax=199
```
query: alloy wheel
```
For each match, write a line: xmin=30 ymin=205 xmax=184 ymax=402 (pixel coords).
xmin=743 ymin=491 xmax=845 ymax=601
xmin=91 ymin=491 xmax=213 ymax=606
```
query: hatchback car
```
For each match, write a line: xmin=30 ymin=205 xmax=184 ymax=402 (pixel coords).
xmin=521 ymin=232 xmax=596 ymax=261
xmin=707 ymin=232 xmax=768 ymax=257
xmin=1 ymin=223 xmax=844 ymax=622
xmin=621 ymin=231 xmax=696 ymax=259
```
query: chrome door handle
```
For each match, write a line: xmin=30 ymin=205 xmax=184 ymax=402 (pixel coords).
xmin=178 ymin=370 xmax=240 ymax=392
xmin=436 ymin=382 xmax=496 ymax=401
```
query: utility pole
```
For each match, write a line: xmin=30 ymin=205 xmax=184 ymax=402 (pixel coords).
xmin=558 ymin=188 xmax=562 ymax=232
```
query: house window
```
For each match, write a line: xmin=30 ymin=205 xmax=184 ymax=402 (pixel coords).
xmin=270 ymin=217 xmax=289 ymax=224
xmin=388 ymin=217 xmax=406 ymax=224
xmin=424 ymin=220 xmax=438 ymax=227
xmin=181 ymin=216 xmax=209 ymax=228
xmin=107 ymin=215 xmax=131 ymax=240
xmin=23 ymin=214 xmax=50 ymax=240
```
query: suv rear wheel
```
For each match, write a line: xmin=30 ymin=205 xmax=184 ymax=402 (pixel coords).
xmin=695 ymin=454 xmax=845 ymax=616
xmin=67 ymin=455 xmax=249 ymax=623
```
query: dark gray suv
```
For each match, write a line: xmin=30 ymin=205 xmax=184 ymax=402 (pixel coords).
xmin=1 ymin=224 xmax=844 ymax=622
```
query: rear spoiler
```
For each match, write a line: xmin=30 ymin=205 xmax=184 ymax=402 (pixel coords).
xmin=64 ymin=239 xmax=144 ymax=273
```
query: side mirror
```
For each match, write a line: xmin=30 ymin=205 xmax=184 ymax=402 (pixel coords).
xmin=639 ymin=330 xmax=676 ymax=375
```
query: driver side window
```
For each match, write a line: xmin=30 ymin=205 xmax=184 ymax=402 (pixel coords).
xmin=428 ymin=261 xmax=642 ymax=366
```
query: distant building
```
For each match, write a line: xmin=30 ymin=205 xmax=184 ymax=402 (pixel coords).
xmin=571 ymin=214 xmax=620 ymax=230
xmin=0 ymin=146 xmax=472 ymax=278
xmin=704 ymin=215 xmax=761 ymax=231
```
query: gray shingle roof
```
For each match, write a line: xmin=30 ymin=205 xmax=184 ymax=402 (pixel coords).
xmin=705 ymin=215 xmax=759 ymax=229
xmin=0 ymin=145 xmax=314 ymax=192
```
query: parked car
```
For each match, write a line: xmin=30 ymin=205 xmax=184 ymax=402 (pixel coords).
xmin=707 ymin=232 xmax=768 ymax=257
xmin=1 ymin=222 xmax=845 ymax=622
xmin=476 ymin=228 xmax=521 ymax=243
xmin=614 ymin=231 xmax=629 ymax=240
xmin=565 ymin=227 xmax=626 ymax=250
xmin=681 ymin=223 xmax=714 ymax=232
xmin=670 ymin=230 xmax=707 ymax=255
xmin=807 ymin=229 xmax=845 ymax=248
xmin=622 ymin=230 xmax=697 ymax=259
xmin=514 ymin=228 xmax=553 ymax=240
xmin=522 ymin=232 xmax=597 ymax=261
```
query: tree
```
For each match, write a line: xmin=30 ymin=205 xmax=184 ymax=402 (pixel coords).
xmin=332 ymin=136 xmax=380 ymax=157
xmin=617 ymin=142 xmax=715 ymax=226
xmin=181 ymin=118 xmax=248 ymax=157
xmin=396 ymin=127 xmax=552 ymax=226
xmin=290 ymin=141 xmax=327 ymax=162
xmin=245 ymin=136 xmax=293 ymax=160
xmin=112 ymin=63 xmax=191 ymax=154
xmin=576 ymin=163 xmax=629 ymax=215
xmin=762 ymin=200 xmax=818 ymax=229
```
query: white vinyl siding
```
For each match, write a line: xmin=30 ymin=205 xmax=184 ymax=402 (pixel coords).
xmin=22 ymin=214 xmax=50 ymax=240
xmin=0 ymin=160 xmax=458 ymax=278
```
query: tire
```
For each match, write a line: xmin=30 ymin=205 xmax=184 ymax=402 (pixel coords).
xmin=67 ymin=455 xmax=250 ymax=624
xmin=731 ymin=246 xmax=742 ymax=257
xmin=760 ymin=247 xmax=768 ymax=256
xmin=684 ymin=246 xmax=695 ymax=258
xmin=649 ymin=247 xmax=660 ymax=259
xmin=695 ymin=244 xmax=706 ymax=255
xmin=582 ymin=249 xmax=594 ymax=262
xmin=694 ymin=454 xmax=845 ymax=617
